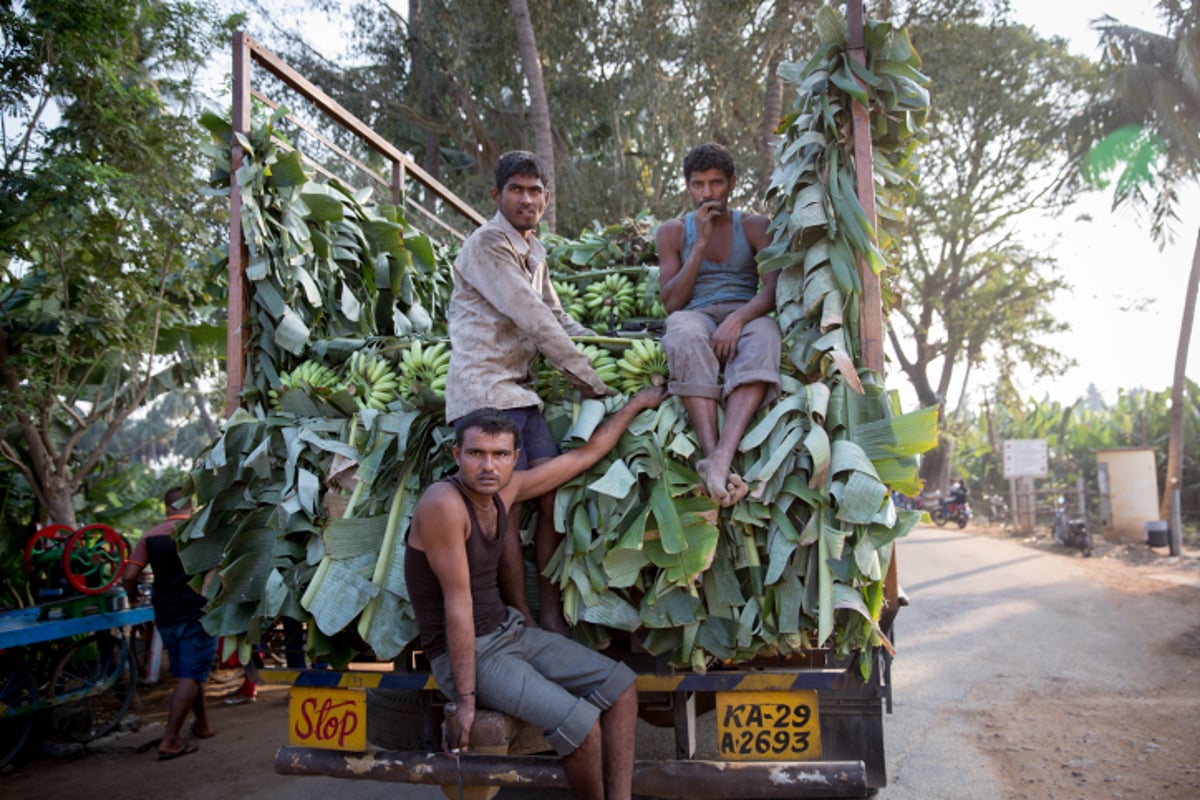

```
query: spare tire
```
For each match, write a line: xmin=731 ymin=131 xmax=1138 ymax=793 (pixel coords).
xmin=366 ymin=688 xmax=433 ymax=751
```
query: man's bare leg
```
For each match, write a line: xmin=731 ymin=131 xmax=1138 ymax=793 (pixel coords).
xmin=159 ymin=677 xmax=201 ymax=756
xmin=681 ymin=395 xmax=727 ymax=503
xmin=190 ymin=682 xmax=213 ymax=737
xmin=697 ymin=383 xmax=766 ymax=507
xmin=561 ymin=723 xmax=605 ymax=800
xmin=532 ymin=474 xmax=568 ymax=634
xmin=601 ymin=683 xmax=638 ymax=800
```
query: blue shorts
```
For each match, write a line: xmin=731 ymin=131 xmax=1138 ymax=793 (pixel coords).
xmin=158 ymin=620 xmax=218 ymax=682
xmin=502 ymin=406 xmax=560 ymax=469
xmin=431 ymin=608 xmax=636 ymax=756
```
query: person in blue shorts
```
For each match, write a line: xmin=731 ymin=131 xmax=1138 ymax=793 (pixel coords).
xmin=122 ymin=487 xmax=217 ymax=760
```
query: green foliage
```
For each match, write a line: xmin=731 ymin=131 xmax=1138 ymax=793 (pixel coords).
xmin=957 ymin=380 xmax=1200 ymax=522
xmin=1067 ymin=2 xmax=1199 ymax=521
xmin=887 ymin=8 xmax=1097 ymax=415
xmin=0 ymin=0 xmax=235 ymax=541
xmin=763 ymin=7 xmax=930 ymax=385
xmin=247 ymin=0 xmax=822 ymax=233
xmin=1070 ymin=7 xmax=1200 ymax=242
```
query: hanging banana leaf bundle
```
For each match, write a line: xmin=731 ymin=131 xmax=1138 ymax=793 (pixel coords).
xmin=539 ymin=6 xmax=936 ymax=673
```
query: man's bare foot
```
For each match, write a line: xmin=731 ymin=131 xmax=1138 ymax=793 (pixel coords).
xmin=697 ymin=459 xmax=731 ymax=505
xmin=723 ymin=473 xmax=749 ymax=506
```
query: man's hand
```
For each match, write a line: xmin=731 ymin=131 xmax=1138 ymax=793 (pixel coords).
xmin=695 ymin=200 xmax=723 ymax=244
xmin=565 ymin=370 xmax=617 ymax=399
xmin=442 ymin=697 xmax=476 ymax=754
xmin=711 ymin=316 xmax=744 ymax=363
xmin=629 ymin=385 xmax=669 ymax=410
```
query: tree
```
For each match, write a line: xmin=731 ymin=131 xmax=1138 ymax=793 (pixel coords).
xmin=1068 ymin=1 xmax=1200 ymax=520
xmin=884 ymin=6 xmax=1097 ymax=486
xmin=240 ymin=0 xmax=819 ymax=234
xmin=509 ymin=0 xmax=556 ymax=229
xmin=0 ymin=0 xmax=233 ymax=528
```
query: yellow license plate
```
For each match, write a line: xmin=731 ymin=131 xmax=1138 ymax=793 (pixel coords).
xmin=288 ymin=687 xmax=367 ymax=751
xmin=715 ymin=690 xmax=821 ymax=761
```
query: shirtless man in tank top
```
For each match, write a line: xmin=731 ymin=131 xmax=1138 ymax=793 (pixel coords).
xmin=657 ymin=143 xmax=782 ymax=506
xmin=406 ymin=387 xmax=664 ymax=800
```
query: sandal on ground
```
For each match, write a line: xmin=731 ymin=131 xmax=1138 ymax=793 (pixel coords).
xmin=157 ymin=743 xmax=199 ymax=761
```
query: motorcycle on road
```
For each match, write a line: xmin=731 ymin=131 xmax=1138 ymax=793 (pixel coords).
xmin=931 ymin=497 xmax=972 ymax=529
xmin=1052 ymin=495 xmax=1093 ymax=557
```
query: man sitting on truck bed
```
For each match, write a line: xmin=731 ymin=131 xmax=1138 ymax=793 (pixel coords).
xmin=405 ymin=387 xmax=665 ymax=800
xmin=657 ymin=142 xmax=781 ymax=507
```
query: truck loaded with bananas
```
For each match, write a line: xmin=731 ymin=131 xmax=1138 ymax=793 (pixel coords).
xmin=183 ymin=9 xmax=934 ymax=681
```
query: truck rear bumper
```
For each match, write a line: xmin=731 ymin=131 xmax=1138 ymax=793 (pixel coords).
xmin=275 ymin=746 xmax=870 ymax=798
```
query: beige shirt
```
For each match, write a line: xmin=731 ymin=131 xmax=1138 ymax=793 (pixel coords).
xmin=445 ymin=212 xmax=602 ymax=422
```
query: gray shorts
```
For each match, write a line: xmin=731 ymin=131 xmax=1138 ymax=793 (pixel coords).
xmin=662 ymin=302 xmax=781 ymax=404
xmin=431 ymin=607 xmax=636 ymax=755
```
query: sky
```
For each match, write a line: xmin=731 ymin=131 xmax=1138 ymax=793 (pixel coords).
xmin=997 ymin=0 xmax=1197 ymax=406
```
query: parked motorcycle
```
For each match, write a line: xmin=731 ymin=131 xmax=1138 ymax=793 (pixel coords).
xmin=931 ymin=497 xmax=972 ymax=528
xmin=982 ymin=493 xmax=1010 ymax=525
xmin=1052 ymin=495 xmax=1093 ymax=557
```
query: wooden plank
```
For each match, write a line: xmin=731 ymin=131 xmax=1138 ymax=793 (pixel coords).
xmin=226 ymin=31 xmax=253 ymax=416
xmin=845 ymin=0 xmax=883 ymax=376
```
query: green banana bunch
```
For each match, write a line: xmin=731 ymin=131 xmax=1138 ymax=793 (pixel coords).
xmin=580 ymin=343 xmax=620 ymax=387
xmin=346 ymin=349 xmax=403 ymax=410
xmin=269 ymin=360 xmax=342 ymax=408
xmin=635 ymin=269 xmax=666 ymax=319
xmin=582 ymin=273 xmax=636 ymax=329
xmin=552 ymin=280 xmax=588 ymax=324
xmin=398 ymin=340 xmax=450 ymax=399
xmin=534 ymin=342 xmax=620 ymax=401
xmin=615 ymin=338 xmax=670 ymax=394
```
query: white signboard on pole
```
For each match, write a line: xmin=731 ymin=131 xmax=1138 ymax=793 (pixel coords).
xmin=1003 ymin=439 xmax=1049 ymax=479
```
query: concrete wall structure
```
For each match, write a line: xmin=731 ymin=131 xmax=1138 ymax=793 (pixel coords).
xmin=1096 ymin=448 xmax=1160 ymax=543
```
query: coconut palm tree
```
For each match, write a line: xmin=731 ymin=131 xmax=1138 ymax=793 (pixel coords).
xmin=1070 ymin=2 xmax=1200 ymax=520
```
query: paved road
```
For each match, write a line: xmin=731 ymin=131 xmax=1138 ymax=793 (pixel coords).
xmin=7 ymin=523 xmax=1184 ymax=799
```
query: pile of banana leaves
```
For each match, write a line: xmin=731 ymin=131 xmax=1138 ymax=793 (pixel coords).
xmin=181 ymin=6 xmax=936 ymax=673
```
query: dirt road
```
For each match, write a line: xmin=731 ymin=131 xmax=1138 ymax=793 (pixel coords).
xmin=3 ymin=522 xmax=1198 ymax=799
xmin=884 ymin=523 xmax=1200 ymax=799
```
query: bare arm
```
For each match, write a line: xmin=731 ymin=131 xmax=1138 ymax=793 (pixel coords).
xmin=121 ymin=535 xmax=148 ymax=602
xmin=409 ymin=486 xmax=477 ymax=745
xmin=497 ymin=513 xmax=534 ymax=625
xmin=508 ymin=387 xmax=667 ymax=503
xmin=658 ymin=203 xmax=722 ymax=313
xmin=120 ymin=562 xmax=143 ymax=600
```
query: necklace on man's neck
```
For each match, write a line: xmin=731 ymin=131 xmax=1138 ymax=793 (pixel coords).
xmin=468 ymin=494 xmax=493 ymax=513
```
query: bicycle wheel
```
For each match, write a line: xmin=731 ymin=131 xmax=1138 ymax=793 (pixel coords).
xmin=0 ymin=655 xmax=38 ymax=768
xmin=47 ymin=632 xmax=136 ymax=742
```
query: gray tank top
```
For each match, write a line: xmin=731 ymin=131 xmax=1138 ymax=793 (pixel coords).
xmin=682 ymin=210 xmax=759 ymax=309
